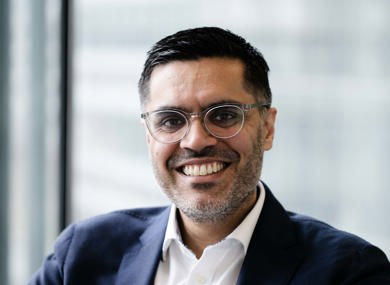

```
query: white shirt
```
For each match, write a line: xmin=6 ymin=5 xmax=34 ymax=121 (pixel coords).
xmin=154 ymin=183 xmax=266 ymax=285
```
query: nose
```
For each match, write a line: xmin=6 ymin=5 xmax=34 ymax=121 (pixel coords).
xmin=179 ymin=118 xmax=218 ymax=152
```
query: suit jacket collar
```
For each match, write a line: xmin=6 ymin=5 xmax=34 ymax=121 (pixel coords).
xmin=116 ymin=207 xmax=170 ymax=285
xmin=115 ymin=183 xmax=303 ymax=285
xmin=237 ymin=183 xmax=304 ymax=284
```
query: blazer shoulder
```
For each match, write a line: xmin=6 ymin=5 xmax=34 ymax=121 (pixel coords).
xmin=44 ymin=206 xmax=170 ymax=282
xmin=288 ymin=211 xmax=369 ymax=248
xmin=52 ymin=206 xmax=169 ymax=259
xmin=286 ymin=212 xmax=390 ymax=283
xmin=28 ymin=206 xmax=170 ymax=284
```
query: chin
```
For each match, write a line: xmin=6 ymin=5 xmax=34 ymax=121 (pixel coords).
xmin=190 ymin=182 xmax=216 ymax=190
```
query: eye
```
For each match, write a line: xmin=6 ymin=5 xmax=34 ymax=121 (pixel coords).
xmin=207 ymin=106 xmax=242 ymax=128
xmin=153 ymin=112 xmax=186 ymax=133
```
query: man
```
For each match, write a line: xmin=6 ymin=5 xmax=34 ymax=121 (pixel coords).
xmin=29 ymin=27 xmax=390 ymax=284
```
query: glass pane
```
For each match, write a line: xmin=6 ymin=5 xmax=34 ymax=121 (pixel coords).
xmin=6 ymin=0 xmax=62 ymax=284
xmin=71 ymin=0 xmax=390 ymax=259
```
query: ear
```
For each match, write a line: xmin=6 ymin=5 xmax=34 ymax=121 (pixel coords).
xmin=263 ymin=107 xmax=277 ymax=151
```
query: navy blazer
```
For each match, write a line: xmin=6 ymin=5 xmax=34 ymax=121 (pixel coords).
xmin=29 ymin=186 xmax=390 ymax=284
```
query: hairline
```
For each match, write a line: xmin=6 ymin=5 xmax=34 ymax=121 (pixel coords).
xmin=139 ymin=56 xmax=267 ymax=111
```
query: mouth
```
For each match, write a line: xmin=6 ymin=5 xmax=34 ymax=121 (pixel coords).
xmin=179 ymin=161 xmax=228 ymax=176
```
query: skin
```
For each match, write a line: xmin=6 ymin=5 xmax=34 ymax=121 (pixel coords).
xmin=144 ymin=57 xmax=277 ymax=258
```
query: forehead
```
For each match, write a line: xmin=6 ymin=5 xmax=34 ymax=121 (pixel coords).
xmin=146 ymin=58 xmax=255 ymax=111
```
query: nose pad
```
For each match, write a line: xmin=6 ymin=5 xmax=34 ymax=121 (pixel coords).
xmin=179 ymin=117 xmax=217 ymax=151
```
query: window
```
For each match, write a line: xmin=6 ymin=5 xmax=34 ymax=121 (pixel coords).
xmin=3 ymin=1 xmax=388 ymax=283
xmin=2 ymin=0 xmax=64 ymax=284
xmin=71 ymin=0 xmax=390 ymax=259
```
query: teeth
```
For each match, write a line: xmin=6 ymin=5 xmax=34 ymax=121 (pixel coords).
xmin=182 ymin=162 xmax=225 ymax=176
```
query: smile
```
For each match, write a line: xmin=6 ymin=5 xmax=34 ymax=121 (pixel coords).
xmin=182 ymin=162 xmax=226 ymax=176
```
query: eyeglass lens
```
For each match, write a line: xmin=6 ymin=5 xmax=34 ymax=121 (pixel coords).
xmin=146 ymin=105 xmax=245 ymax=143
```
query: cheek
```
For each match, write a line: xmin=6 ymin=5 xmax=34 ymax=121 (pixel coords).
xmin=225 ymin=132 xmax=255 ymax=158
xmin=226 ymin=124 xmax=264 ymax=159
xmin=148 ymin=142 xmax=176 ymax=168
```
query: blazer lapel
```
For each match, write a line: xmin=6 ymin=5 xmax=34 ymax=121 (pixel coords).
xmin=236 ymin=185 xmax=304 ymax=285
xmin=116 ymin=207 xmax=170 ymax=285
xmin=114 ymin=185 xmax=304 ymax=285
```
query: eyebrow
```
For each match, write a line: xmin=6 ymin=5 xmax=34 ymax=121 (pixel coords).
xmin=204 ymin=100 xmax=242 ymax=109
xmin=152 ymin=99 xmax=244 ymax=113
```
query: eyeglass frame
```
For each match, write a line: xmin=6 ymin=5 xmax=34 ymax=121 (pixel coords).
xmin=141 ymin=102 xmax=271 ymax=144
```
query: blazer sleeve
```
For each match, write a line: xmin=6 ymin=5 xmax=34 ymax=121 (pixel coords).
xmin=343 ymin=244 xmax=390 ymax=285
xmin=28 ymin=224 xmax=76 ymax=285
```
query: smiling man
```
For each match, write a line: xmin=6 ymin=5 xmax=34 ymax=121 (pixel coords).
xmin=143 ymin=57 xmax=276 ymax=266
xmin=29 ymin=27 xmax=390 ymax=285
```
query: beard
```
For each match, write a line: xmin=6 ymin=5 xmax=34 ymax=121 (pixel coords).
xmin=151 ymin=127 xmax=265 ymax=224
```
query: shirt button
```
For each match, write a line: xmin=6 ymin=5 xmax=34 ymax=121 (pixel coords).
xmin=196 ymin=275 xmax=207 ymax=284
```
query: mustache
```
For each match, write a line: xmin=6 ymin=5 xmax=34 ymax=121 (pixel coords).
xmin=167 ymin=146 xmax=240 ymax=168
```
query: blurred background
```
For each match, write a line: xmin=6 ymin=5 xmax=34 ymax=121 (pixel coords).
xmin=1 ymin=0 xmax=389 ymax=284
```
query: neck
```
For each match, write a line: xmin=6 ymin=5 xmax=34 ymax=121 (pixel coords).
xmin=177 ymin=190 xmax=258 ymax=258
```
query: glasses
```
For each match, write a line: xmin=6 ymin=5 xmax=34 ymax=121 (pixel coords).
xmin=141 ymin=103 xmax=270 ymax=144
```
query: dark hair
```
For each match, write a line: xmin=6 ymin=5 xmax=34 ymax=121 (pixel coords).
xmin=138 ymin=27 xmax=272 ymax=107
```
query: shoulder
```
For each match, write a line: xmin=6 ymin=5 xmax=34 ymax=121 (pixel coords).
xmin=254 ymin=184 xmax=390 ymax=283
xmin=60 ymin=206 xmax=169 ymax=241
xmin=29 ymin=206 xmax=170 ymax=284
xmin=287 ymin=211 xmax=369 ymax=250
xmin=54 ymin=206 xmax=170 ymax=262
xmin=287 ymin=211 xmax=390 ymax=282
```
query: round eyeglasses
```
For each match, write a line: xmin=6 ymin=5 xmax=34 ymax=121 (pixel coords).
xmin=141 ymin=103 xmax=271 ymax=144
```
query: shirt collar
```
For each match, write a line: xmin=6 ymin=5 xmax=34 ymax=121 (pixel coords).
xmin=227 ymin=182 xmax=265 ymax=253
xmin=161 ymin=205 xmax=183 ymax=261
xmin=161 ymin=183 xmax=266 ymax=260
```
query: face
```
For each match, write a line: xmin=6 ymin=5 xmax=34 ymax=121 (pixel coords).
xmin=144 ymin=57 xmax=276 ymax=224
